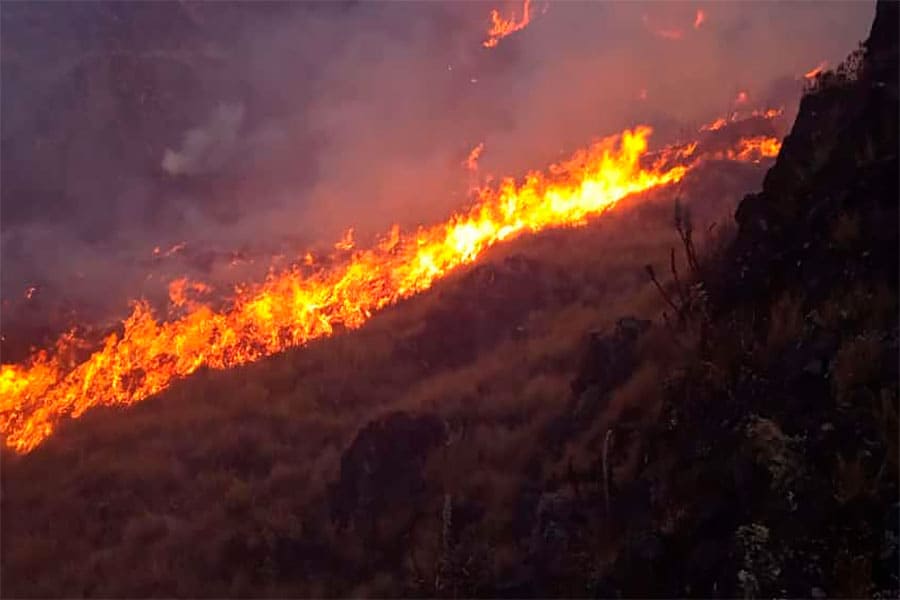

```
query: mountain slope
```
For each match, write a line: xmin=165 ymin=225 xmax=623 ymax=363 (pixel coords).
xmin=2 ymin=3 xmax=897 ymax=597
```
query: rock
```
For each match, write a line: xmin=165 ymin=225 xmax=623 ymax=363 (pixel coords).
xmin=570 ymin=316 xmax=651 ymax=397
xmin=328 ymin=411 xmax=446 ymax=533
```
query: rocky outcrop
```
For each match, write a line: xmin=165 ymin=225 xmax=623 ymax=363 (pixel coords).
xmin=328 ymin=412 xmax=446 ymax=537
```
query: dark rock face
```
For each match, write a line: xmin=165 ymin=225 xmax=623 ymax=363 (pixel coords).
xmin=727 ymin=0 xmax=899 ymax=315
xmin=597 ymin=4 xmax=899 ymax=597
xmin=328 ymin=412 xmax=446 ymax=535
xmin=571 ymin=316 xmax=651 ymax=398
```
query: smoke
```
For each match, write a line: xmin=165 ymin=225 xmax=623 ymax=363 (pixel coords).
xmin=0 ymin=1 xmax=876 ymax=356
xmin=161 ymin=103 xmax=246 ymax=176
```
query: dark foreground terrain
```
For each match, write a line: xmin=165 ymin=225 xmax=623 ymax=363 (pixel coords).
xmin=2 ymin=2 xmax=898 ymax=598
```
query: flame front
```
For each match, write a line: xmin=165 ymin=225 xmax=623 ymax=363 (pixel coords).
xmin=0 ymin=125 xmax=782 ymax=453
xmin=483 ymin=0 xmax=532 ymax=48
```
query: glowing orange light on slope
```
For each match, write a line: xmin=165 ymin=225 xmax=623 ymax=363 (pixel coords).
xmin=483 ymin=0 xmax=532 ymax=48
xmin=0 ymin=125 xmax=781 ymax=453
xmin=804 ymin=61 xmax=828 ymax=79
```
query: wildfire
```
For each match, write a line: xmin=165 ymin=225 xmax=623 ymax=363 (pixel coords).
xmin=734 ymin=136 xmax=782 ymax=161
xmin=168 ymin=278 xmax=212 ymax=309
xmin=0 ymin=125 xmax=782 ymax=453
xmin=483 ymin=0 xmax=532 ymax=48
xmin=700 ymin=107 xmax=783 ymax=132
xmin=334 ymin=228 xmax=355 ymax=251
xmin=804 ymin=61 xmax=828 ymax=80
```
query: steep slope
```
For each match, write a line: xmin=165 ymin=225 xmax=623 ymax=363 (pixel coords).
xmin=583 ymin=3 xmax=899 ymax=597
xmin=2 ymin=3 xmax=896 ymax=597
xmin=0 ymin=168 xmax=761 ymax=597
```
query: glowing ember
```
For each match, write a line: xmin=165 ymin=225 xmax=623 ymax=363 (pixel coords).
xmin=804 ymin=60 xmax=828 ymax=79
xmin=694 ymin=9 xmax=706 ymax=29
xmin=24 ymin=286 xmax=37 ymax=301
xmin=0 ymin=125 xmax=782 ymax=453
xmin=483 ymin=0 xmax=532 ymax=48
xmin=465 ymin=142 xmax=485 ymax=172
xmin=735 ymin=90 xmax=749 ymax=104
xmin=700 ymin=107 xmax=783 ymax=132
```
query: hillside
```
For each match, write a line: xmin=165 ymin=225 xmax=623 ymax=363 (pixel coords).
xmin=2 ymin=3 xmax=898 ymax=598
xmin=0 ymin=173 xmax=749 ymax=597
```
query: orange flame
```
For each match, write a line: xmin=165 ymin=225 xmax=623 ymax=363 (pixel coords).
xmin=803 ymin=61 xmax=828 ymax=80
xmin=483 ymin=0 xmax=532 ymax=48
xmin=700 ymin=106 xmax=783 ymax=132
xmin=734 ymin=136 xmax=782 ymax=161
xmin=0 ymin=126 xmax=782 ymax=453
xmin=334 ymin=228 xmax=355 ymax=252
xmin=168 ymin=278 xmax=212 ymax=309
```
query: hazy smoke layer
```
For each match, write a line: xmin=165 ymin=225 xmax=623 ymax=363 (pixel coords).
xmin=0 ymin=1 xmax=875 ymax=356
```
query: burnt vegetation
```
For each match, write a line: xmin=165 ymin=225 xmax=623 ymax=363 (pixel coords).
xmin=2 ymin=3 xmax=898 ymax=598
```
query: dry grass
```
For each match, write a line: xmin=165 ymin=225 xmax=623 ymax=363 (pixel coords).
xmin=0 ymin=191 xmax=738 ymax=597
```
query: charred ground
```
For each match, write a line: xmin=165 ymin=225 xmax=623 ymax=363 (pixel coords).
xmin=2 ymin=3 xmax=898 ymax=598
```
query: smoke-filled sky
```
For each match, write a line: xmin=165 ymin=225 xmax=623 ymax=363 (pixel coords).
xmin=0 ymin=1 xmax=876 ymax=350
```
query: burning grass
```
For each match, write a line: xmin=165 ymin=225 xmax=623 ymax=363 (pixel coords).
xmin=1 ymin=122 xmax=781 ymax=453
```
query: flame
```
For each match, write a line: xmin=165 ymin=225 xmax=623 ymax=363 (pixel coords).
xmin=694 ymin=9 xmax=706 ymax=29
xmin=465 ymin=143 xmax=485 ymax=172
xmin=700 ymin=117 xmax=728 ymax=132
xmin=168 ymin=278 xmax=212 ymax=309
xmin=803 ymin=61 xmax=828 ymax=80
xmin=705 ymin=135 xmax=782 ymax=164
xmin=734 ymin=136 xmax=782 ymax=161
xmin=700 ymin=106 xmax=783 ymax=132
xmin=483 ymin=0 xmax=532 ymax=48
xmin=24 ymin=286 xmax=37 ymax=301
xmin=752 ymin=108 xmax=783 ymax=120
xmin=735 ymin=90 xmax=749 ymax=105
xmin=0 ymin=125 xmax=782 ymax=453
xmin=334 ymin=228 xmax=355 ymax=251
